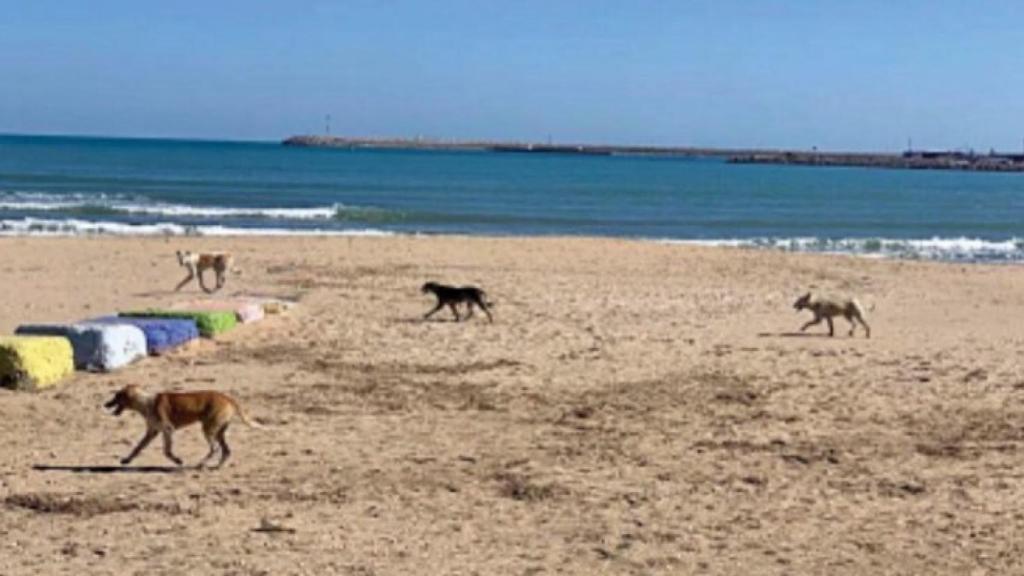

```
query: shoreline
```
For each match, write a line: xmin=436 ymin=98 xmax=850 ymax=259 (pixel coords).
xmin=1 ymin=222 xmax=1021 ymax=264
xmin=0 ymin=231 xmax=1021 ymax=267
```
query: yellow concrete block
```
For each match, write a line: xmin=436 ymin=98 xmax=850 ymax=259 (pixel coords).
xmin=0 ymin=336 xmax=75 ymax=391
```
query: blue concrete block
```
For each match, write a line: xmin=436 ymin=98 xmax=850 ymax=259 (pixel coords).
xmin=82 ymin=316 xmax=199 ymax=355
xmin=16 ymin=323 xmax=148 ymax=371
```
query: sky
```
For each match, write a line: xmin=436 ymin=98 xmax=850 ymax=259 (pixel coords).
xmin=1 ymin=0 xmax=1023 ymax=151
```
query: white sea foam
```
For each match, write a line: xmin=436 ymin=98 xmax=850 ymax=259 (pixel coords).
xmin=659 ymin=236 xmax=1024 ymax=262
xmin=0 ymin=192 xmax=339 ymax=219
xmin=112 ymin=204 xmax=340 ymax=219
xmin=0 ymin=218 xmax=393 ymax=237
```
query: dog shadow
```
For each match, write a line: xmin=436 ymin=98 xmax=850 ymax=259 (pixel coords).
xmin=758 ymin=331 xmax=835 ymax=339
xmin=390 ymin=317 xmax=462 ymax=324
xmin=33 ymin=464 xmax=186 ymax=475
xmin=131 ymin=290 xmax=188 ymax=298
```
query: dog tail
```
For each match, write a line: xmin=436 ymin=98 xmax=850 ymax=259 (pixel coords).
xmin=231 ymin=401 xmax=265 ymax=429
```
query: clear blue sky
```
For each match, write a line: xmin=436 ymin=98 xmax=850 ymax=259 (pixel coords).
xmin=2 ymin=0 xmax=1023 ymax=151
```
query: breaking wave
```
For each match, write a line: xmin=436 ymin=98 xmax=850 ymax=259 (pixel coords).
xmin=664 ymin=236 xmax=1024 ymax=263
xmin=0 ymin=217 xmax=393 ymax=237
xmin=2 ymin=195 xmax=1022 ymax=263
xmin=0 ymin=192 xmax=342 ymax=220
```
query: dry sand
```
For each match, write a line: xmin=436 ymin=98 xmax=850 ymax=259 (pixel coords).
xmin=1 ymin=235 xmax=1023 ymax=575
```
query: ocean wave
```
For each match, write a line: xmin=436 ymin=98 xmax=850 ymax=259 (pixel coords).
xmin=1 ymin=216 xmax=1018 ymax=263
xmin=662 ymin=236 xmax=1024 ymax=262
xmin=0 ymin=192 xmax=341 ymax=220
xmin=0 ymin=217 xmax=393 ymax=237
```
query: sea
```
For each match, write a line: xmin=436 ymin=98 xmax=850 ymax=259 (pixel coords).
xmin=2 ymin=134 xmax=1022 ymax=263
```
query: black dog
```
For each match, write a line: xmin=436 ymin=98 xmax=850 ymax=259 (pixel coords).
xmin=421 ymin=282 xmax=493 ymax=323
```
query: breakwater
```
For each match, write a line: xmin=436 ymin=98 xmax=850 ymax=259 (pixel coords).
xmin=281 ymin=135 xmax=737 ymax=157
xmin=284 ymin=135 xmax=1024 ymax=172
xmin=729 ymin=150 xmax=1024 ymax=172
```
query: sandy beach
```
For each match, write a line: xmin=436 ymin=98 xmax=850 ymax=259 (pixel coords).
xmin=1 ymin=235 xmax=1023 ymax=575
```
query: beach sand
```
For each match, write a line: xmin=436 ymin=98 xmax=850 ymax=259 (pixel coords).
xmin=1 ymin=235 xmax=1023 ymax=575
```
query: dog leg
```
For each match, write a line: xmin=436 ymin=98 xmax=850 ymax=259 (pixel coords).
xmin=162 ymin=428 xmax=184 ymax=466
xmin=197 ymin=269 xmax=216 ymax=294
xmin=858 ymin=316 xmax=871 ymax=339
xmin=826 ymin=317 xmax=834 ymax=337
xmin=213 ymin=265 xmax=228 ymax=291
xmin=847 ymin=315 xmax=858 ymax=337
xmin=448 ymin=303 xmax=461 ymax=322
xmin=800 ymin=317 xmax=822 ymax=332
xmin=197 ymin=423 xmax=221 ymax=469
xmin=174 ymin=270 xmax=195 ymax=292
xmin=197 ymin=443 xmax=219 ymax=469
xmin=121 ymin=429 xmax=158 ymax=465
xmin=480 ymin=302 xmax=493 ymax=323
xmin=214 ymin=425 xmax=232 ymax=469
xmin=424 ymin=302 xmax=444 ymax=320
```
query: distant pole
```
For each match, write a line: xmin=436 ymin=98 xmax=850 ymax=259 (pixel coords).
xmin=907 ymin=137 xmax=912 ymax=153
xmin=325 ymin=114 xmax=332 ymax=136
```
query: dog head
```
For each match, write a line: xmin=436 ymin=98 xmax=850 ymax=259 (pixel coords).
xmin=421 ymin=282 xmax=439 ymax=294
xmin=793 ymin=292 xmax=812 ymax=311
xmin=176 ymin=250 xmax=189 ymax=267
xmin=104 ymin=385 xmax=141 ymax=416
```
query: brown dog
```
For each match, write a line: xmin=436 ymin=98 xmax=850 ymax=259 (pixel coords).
xmin=105 ymin=384 xmax=260 ymax=469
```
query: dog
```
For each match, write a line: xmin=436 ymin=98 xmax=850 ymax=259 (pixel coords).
xmin=104 ymin=384 xmax=260 ymax=469
xmin=793 ymin=292 xmax=871 ymax=338
xmin=421 ymin=281 xmax=493 ymax=322
xmin=175 ymin=250 xmax=235 ymax=293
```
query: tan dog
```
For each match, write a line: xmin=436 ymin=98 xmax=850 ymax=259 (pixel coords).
xmin=793 ymin=292 xmax=871 ymax=338
xmin=175 ymin=250 xmax=235 ymax=293
xmin=105 ymin=384 xmax=260 ymax=469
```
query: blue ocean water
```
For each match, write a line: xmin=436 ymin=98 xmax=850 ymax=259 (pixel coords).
xmin=1 ymin=134 xmax=1023 ymax=262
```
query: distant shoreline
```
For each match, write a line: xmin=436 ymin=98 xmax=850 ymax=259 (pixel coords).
xmin=281 ymin=135 xmax=756 ymax=158
xmin=283 ymin=135 xmax=1024 ymax=172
